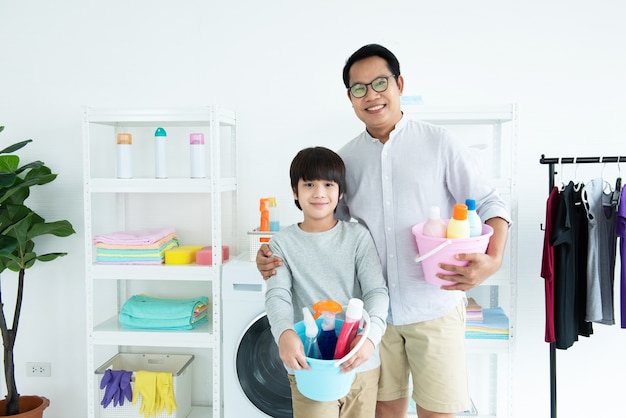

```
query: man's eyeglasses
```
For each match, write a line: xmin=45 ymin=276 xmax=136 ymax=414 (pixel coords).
xmin=348 ymin=75 xmax=395 ymax=98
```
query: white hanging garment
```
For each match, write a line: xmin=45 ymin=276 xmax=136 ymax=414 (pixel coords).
xmin=582 ymin=178 xmax=617 ymax=325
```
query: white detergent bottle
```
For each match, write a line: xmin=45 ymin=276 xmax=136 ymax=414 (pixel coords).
xmin=422 ymin=206 xmax=447 ymax=238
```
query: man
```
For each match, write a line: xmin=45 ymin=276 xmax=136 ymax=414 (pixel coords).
xmin=258 ymin=44 xmax=510 ymax=418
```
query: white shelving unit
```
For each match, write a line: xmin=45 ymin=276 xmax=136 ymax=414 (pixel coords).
xmin=403 ymin=104 xmax=518 ymax=418
xmin=83 ymin=106 xmax=237 ymax=418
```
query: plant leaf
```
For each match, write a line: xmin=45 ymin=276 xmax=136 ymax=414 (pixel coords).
xmin=0 ymin=172 xmax=17 ymax=188
xmin=0 ymin=139 xmax=32 ymax=155
xmin=28 ymin=220 xmax=76 ymax=239
xmin=0 ymin=235 xmax=18 ymax=255
xmin=0 ymin=173 xmax=56 ymax=205
xmin=0 ymin=155 xmax=20 ymax=172
xmin=36 ymin=252 xmax=67 ymax=262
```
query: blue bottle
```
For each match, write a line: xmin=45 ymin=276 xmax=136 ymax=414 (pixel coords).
xmin=465 ymin=199 xmax=482 ymax=237
xmin=313 ymin=300 xmax=341 ymax=360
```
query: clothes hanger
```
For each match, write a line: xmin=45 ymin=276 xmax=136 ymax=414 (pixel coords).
xmin=558 ymin=159 xmax=566 ymax=191
xmin=572 ymin=160 xmax=583 ymax=192
xmin=601 ymin=162 xmax=613 ymax=195
xmin=612 ymin=160 xmax=621 ymax=208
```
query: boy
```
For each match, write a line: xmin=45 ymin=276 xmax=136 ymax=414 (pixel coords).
xmin=265 ymin=146 xmax=389 ymax=418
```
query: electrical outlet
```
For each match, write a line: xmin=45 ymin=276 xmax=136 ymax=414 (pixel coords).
xmin=26 ymin=362 xmax=51 ymax=377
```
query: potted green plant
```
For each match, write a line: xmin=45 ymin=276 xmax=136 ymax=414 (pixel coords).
xmin=0 ymin=126 xmax=75 ymax=416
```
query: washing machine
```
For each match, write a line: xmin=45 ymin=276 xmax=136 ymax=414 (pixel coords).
xmin=222 ymin=255 xmax=293 ymax=418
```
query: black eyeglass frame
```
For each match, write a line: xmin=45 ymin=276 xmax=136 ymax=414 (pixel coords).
xmin=348 ymin=75 xmax=396 ymax=98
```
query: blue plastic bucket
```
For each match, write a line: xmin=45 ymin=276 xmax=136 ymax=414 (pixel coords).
xmin=292 ymin=310 xmax=370 ymax=401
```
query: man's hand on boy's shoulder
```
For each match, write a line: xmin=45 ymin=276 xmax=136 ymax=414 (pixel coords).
xmin=256 ymin=244 xmax=283 ymax=280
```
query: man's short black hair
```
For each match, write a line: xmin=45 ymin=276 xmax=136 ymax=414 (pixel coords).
xmin=342 ymin=44 xmax=401 ymax=88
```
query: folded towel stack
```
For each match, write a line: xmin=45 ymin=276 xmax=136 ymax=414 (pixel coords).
xmin=119 ymin=294 xmax=209 ymax=330
xmin=465 ymin=307 xmax=509 ymax=339
xmin=93 ymin=227 xmax=180 ymax=264
xmin=466 ymin=297 xmax=484 ymax=322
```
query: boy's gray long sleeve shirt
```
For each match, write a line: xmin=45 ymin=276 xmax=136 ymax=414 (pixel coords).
xmin=265 ymin=221 xmax=389 ymax=370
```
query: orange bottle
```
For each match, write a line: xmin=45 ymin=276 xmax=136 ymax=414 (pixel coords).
xmin=259 ymin=198 xmax=270 ymax=232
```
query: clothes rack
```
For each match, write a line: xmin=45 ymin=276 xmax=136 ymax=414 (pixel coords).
xmin=539 ymin=154 xmax=626 ymax=418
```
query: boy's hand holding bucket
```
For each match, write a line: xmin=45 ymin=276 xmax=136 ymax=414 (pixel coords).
xmin=278 ymin=329 xmax=311 ymax=371
xmin=337 ymin=334 xmax=374 ymax=373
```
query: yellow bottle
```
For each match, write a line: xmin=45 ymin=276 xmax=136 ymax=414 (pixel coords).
xmin=446 ymin=204 xmax=470 ymax=238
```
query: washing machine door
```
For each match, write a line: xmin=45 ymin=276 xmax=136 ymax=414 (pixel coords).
xmin=237 ymin=313 xmax=293 ymax=418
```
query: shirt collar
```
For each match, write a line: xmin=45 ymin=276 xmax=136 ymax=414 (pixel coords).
xmin=365 ymin=112 xmax=408 ymax=143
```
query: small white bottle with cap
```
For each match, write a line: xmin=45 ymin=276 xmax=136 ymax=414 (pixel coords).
xmin=422 ymin=206 xmax=447 ymax=238
xmin=154 ymin=127 xmax=167 ymax=178
xmin=189 ymin=133 xmax=206 ymax=178
xmin=116 ymin=133 xmax=132 ymax=179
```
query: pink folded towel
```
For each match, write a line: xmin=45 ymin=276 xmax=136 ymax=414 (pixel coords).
xmin=95 ymin=233 xmax=178 ymax=250
xmin=93 ymin=227 xmax=176 ymax=246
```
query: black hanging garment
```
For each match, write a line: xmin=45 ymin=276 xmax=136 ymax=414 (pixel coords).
xmin=552 ymin=182 xmax=592 ymax=349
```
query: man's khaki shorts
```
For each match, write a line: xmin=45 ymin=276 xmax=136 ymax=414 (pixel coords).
xmin=377 ymin=301 xmax=471 ymax=413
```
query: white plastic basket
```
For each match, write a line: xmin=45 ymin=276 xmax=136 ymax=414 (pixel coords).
xmin=94 ymin=353 xmax=193 ymax=418
xmin=247 ymin=229 xmax=275 ymax=261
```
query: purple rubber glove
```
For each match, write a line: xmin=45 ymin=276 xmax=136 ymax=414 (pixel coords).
xmin=117 ymin=370 xmax=133 ymax=406
xmin=100 ymin=369 xmax=122 ymax=408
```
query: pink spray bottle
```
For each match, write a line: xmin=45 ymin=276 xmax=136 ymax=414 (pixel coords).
xmin=333 ymin=298 xmax=364 ymax=360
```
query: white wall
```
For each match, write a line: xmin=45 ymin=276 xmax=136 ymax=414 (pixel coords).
xmin=1 ymin=1 xmax=625 ymax=417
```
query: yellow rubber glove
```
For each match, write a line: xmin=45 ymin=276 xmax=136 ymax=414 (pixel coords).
xmin=132 ymin=370 xmax=157 ymax=418
xmin=156 ymin=372 xmax=177 ymax=415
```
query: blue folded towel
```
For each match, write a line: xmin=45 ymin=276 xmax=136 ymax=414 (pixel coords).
xmin=119 ymin=294 xmax=209 ymax=330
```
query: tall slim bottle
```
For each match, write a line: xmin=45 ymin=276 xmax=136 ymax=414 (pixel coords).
xmin=333 ymin=298 xmax=364 ymax=359
xmin=154 ymin=127 xmax=167 ymax=178
xmin=189 ymin=133 xmax=206 ymax=178
xmin=116 ymin=133 xmax=132 ymax=179
xmin=446 ymin=204 xmax=470 ymax=239
xmin=259 ymin=198 xmax=270 ymax=232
